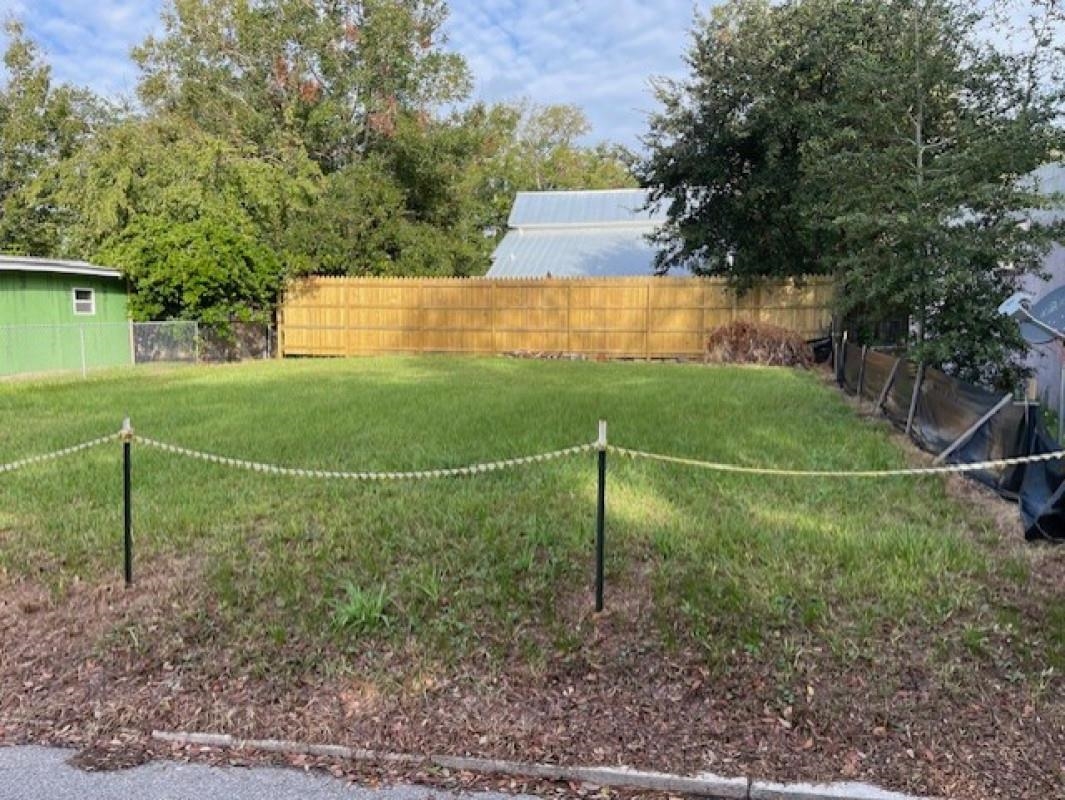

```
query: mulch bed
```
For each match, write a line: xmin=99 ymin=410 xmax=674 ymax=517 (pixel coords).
xmin=2 ymin=403 xmax=1063 ymax=799
xmin=2 ymin=541 xmax=1063 ymax=800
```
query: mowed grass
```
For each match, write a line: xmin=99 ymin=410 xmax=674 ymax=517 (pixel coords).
xmin=0 ymin=358 xmax=1000 ymax=667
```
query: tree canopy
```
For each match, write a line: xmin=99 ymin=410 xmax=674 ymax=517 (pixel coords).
xmin=133 ymin=0 xmax=471 ymax=172
xmin=0 ymin=21 xmax=107 ymax=256
xmin=0 ymin=1 xmax=636 ymax=321
xmin=643 ymin=0 xmax=1065 ymax=385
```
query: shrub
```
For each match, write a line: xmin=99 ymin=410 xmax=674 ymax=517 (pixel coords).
xmin=706 ymin=320 xmax=813 ymax=367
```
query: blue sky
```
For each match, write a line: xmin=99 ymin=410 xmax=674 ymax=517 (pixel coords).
xmin=0 ymin=0 xmax=709 ymax=148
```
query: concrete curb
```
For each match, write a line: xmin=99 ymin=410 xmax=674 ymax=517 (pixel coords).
xmin=749 ymin=780 xmax=932 ymax=800
xmin=151 ymin=731 xmax=940 ymax=800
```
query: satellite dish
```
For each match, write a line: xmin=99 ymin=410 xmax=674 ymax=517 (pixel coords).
xmin=1021 ymin=321 xmax=1056 ymax=345
xmin=998 ymin=292 xmax=1034 ymax=318
xmin=1023 ymin=286 xmax=1065 ymax=345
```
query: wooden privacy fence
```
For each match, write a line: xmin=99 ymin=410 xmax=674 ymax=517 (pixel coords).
xmin=278 ymin=276 xmax=834 ymax=359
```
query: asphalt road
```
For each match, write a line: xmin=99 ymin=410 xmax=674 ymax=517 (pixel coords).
xmin=0 ymin=746 xmax=537 ymax=800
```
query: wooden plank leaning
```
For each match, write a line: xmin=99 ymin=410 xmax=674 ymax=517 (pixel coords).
xmin=905 ymin=363 xmax=925 ymax=438
xmin=875 ymin=356 xmax=902 ymax=414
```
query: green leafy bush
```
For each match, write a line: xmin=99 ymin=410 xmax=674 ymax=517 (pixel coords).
xmin=101 ymin=214 xmax=283 ymax=324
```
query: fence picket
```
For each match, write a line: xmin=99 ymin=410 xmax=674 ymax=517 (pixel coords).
xmin=280 ymin=276 xmax=834 ymax=359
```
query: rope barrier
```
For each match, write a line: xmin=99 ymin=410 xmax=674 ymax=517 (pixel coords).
xmin=134 ymin=436 xmax=597 ymax=480
xmin=0 ymin=433 xmax=119 ymax=475
xmin=607 ymin=444 xmax=1065 ymax=477
xmin=4 ymin=428 xmax=1064 ymax=482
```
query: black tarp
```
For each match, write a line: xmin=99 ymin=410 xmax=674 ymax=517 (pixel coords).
xmin=910 ymin=367 xmax=1005 ymax=453
xmin=836 ymin=348 xmax=1064 ymax=542
xmin=809 ymin=336 xmax=833 ymax=364
xmin=946 ymin=401 xmax=1032 ymax=497
xmin=860 ymin=350 xmax=897 ymax=405
xmin=1017 ymin=419 xmax=1065 ymax=540
xmin=882 ymin=360 xmax=919 ymax=427
xmin=841 ymin=343 xmax=862 ymax=395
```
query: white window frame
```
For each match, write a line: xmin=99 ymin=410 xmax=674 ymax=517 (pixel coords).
xmin=72 ymin=287 xmax=96 ymax=316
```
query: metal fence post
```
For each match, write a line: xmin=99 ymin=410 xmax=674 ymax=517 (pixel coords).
xmin=121 ymin=417 xmax=134 ymax=586
xmin=595 ymin=420 xmax=608 ymax=613
xmin=831 ymin=332 xmax=840 ymax=375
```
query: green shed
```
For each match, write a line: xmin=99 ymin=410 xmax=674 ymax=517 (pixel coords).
xmin=0 ymin=256 xmax=131 ymax=377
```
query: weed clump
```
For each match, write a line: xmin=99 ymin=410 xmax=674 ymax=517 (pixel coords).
xmin=331 ymin=582 xmax=392 ymax=634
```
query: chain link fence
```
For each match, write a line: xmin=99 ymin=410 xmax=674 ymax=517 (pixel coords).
xmin=132 ymin=322 xmax=275 ymax=364
xmin=0 ymin=321 xmax=276 ymax=379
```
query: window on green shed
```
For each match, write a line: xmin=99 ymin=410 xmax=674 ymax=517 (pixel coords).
xmin=73 ymin=288 xmax=95 ymax=316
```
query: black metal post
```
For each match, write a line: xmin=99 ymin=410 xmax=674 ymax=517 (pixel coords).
xmin=122 ymin=418 xmax=133 ymax=586
xmin=595 ymin=420 xmax=607 ymax=613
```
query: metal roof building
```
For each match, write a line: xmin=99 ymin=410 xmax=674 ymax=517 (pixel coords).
xmin=487 ymin=189 xmax=679 ymax=278
xmin=0 ymin=255 xmax=122 ymax=278
xmin=0 ymin=255 xmax=130 ymax=376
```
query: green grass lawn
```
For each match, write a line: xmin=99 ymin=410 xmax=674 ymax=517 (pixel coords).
xmin=0 ymin=357 xmax=1034 ymax=668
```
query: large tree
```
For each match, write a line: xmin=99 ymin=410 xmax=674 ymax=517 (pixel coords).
xmin=286 ymin=102 xmax=638 ymax=278
xmin=501 ymin=101 xmax=637 ymax=193
xmin=641 ymin=0 xmax=879 ymax=282
xmin=1 ymin=4 xmax=639 ymax=317
xmin=285 ymin=154 xmax=485 ymax=278
xmin=132 ymin=5 xmax=635 ymax=280
xmin=134 ymin=0 xmax=471 ymax=172
xmin=0 ymin=22 xmax=107 ymax=256
xmin=643 ymin=0 xmax=1064 ymax=384
xmin=804 ymin=1 xmax=1064 ymax=385
xmin=59 ymin=116 xmax=319 ymax=321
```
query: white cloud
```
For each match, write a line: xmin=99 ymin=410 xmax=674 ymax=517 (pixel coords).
xmin=0 ymin=0 xmax=161 ymax=100
xmin=445 ymin=0 xmax=705 ymax=147
xmin=0 ymin=0 xmax=706 ymax=146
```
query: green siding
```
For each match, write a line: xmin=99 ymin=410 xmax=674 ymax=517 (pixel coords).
xmin=0 ymin=272 xmax=131 ymax=376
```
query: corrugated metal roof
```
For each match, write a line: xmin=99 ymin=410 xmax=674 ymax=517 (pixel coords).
xmin=0 ymin=255 xmax=122 ymax=279
xmin=1029 ymin=163 xmax=1065 ymax=225
xmin=1033 ymin=163 xmax=1065 ymax=195
xmin=487 ymin=228 xmax=686 ymax=278
xmin=508 ymin=189 xmax=667 ymax=228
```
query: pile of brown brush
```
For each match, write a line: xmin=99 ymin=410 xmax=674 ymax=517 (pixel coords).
xmin=705 ymin=319 xmax=814 ymax=367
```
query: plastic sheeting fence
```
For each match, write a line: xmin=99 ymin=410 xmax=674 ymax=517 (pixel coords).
xmin=837 ymin=342 xmax=1064 ymax=541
